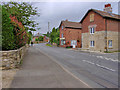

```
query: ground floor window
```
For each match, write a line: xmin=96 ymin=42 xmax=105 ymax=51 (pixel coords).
xmin=90 ymin=41 xmax=95 ymax=47
xmin=108 ymin=40 xmax=112 ymax=48
xmin=71 ymin=40 xmax=77 ymax=46
xmin=61 ymin=40 xmax=65 ymax=45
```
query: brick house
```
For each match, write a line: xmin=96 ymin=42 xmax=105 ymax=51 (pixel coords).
xmin=59 ymin=20 xmax=82 ymax=48
xmin=32 ymin=33 xmax=43 ymax=42
xmin=43 ymin=35 xmax=49 ymax=42
xmin=80 ymin=4 xmax=120 ymax=52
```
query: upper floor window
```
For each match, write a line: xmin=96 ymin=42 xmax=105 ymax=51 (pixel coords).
xmin=108 ymin=40 xmax=112 ymax=48
xmin=90 ymin=14 xmax=94 ymax=22
xmin=62 ymin=26 xmax=63 ymax=30
xmin=90 ymin=41 xmax=95 ymax=47
xmin=90 ymin=27 xmax=95 ymax=34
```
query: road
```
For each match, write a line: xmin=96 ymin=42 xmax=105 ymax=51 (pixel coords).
xmin=34 ymin=43 xmax=119 ymax=88
xmin=11 ymin=46 xmax=89 ymax=88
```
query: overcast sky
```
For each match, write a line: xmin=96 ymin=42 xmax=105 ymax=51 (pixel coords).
xmin=1 ymin=0 xmax=119 ymax=35
xmin=30 ymin=2 xmax=119 ymax=35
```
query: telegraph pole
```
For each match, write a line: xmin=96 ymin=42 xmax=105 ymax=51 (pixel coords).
xmin=48 ymin=22 xmax=50 ymax=43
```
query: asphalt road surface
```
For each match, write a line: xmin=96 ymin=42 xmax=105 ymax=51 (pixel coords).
xmin=34 ymin=43 xmax=119 ymax=88
xmin=11 ymin=45 xmax=89 ymax=88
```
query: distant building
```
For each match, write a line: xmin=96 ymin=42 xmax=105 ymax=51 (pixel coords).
xmin=59 ymin=19 xmax=82 ymax=48
xmin=80 ymin=4 xmax=120 ymax=52
xmin=32 ymin=33 xmax=43 ymax=42
xmin=43 ymin=35 xmax=49 ymax=42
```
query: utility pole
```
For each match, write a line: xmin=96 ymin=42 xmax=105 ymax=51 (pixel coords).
xmin=48 ymin=22 xmax=50 ymax=43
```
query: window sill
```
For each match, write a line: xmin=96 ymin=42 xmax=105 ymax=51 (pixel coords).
xmin=108 ymin=47 xmax=113 ymax=49
xmin=90 ymin=33 xmax=94 ymax=34
xmin=90 ymin=46 xmax=94 ymax=47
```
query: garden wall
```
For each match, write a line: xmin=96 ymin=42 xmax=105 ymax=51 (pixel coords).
xmin=0 ymin=45 xmax=29 ymax=70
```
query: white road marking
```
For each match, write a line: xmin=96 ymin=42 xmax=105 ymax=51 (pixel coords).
xmin=96 ymin=56 xmax=119 ymax=62
xmin=82 ymin=60 xmax=116 ymax=72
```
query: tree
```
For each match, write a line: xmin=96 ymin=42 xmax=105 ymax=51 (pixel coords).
xmin=3 ymin=2 xmax=40 ymax=32
xmin=2 ymin=6 xmax=16 ymax=50
xmin=35 ymin=38 xmax=38 ymax=41
xmin=27 ymin=31 xmax=33 ymax=44
xmin=38 ymin=36 xmax=44 ymax=41
xmin=49 ymin=27 xmax=60 ymax=45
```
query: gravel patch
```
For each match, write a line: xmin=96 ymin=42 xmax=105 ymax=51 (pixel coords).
xmin=2 ymin=69 xmax=18 ymax=88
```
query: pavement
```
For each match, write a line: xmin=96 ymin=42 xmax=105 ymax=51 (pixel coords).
xmin=10 ymin=46 xmax=89 ymax=88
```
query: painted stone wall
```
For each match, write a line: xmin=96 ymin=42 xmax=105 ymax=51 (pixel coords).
xmin=0 ymin=45 xmax=29 ymax=69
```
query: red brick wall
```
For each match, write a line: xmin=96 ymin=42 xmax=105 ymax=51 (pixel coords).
xmin=82 ymin=11 xmax=105 ymax=33
xmin=107 ymin=19 xmax=119 ymax=32
xmin=81 ymin=10 xmax=120 ymax=33
xmin=59 ymin=23 xmax=82 ymax=48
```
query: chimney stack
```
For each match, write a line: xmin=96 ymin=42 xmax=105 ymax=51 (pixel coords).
xmin=104 ymin=4 xmax=112 ymax=13
xmin=65 ymin=19 xmax=68 ymax=21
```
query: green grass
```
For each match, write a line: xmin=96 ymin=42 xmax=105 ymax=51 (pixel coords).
xmin=104 ymin=50 xmax=120 ymax=53
xmin=46 ymin=44 xmax=52 ymax=47
xmin=104 ymin=51 xmax=113 ymax=53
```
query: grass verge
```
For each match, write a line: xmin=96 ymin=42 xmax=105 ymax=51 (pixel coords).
xmin=46 ymin=44 xmax=52 ymax=47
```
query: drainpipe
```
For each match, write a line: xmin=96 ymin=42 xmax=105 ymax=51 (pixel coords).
xmin=105 ymin=18 xmax=108 ymax=52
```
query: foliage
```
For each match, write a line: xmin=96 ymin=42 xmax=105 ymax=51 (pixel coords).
xmin=10 ymin=16 xmax=28 ymax=48
xmin=35 ymin=38 xmax=38 ymax=41
xmin=43 ymin=32 xmax=50 ymax=37
xmin=2 ymin=6 xmax=16 ymax=50
xmin=46 ymin=43 xmax=52 ymax=47
xmin=27 ymin=31 xmax=33 ymax=44
xmin=49 ymin=27 xmax=60 ymax=45
xmin=3 ymin=2 xmax=40 ymax=31
xmin=38 ymin=36 xmax=44 ymax=41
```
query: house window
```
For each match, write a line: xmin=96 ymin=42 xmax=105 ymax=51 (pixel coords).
xmin=61 ymin=34 xmax=64 ymax=38
xmin=62 ymin=26 xmax=63 ymax=30
xmin=108 ymin=40 xmax=112 ymax=48
xmin=90 ymin=27 xmax=95 ymax=34
xmin=90 ymin=41 xmax=95 ymax=47
xmin=61 ymin=40 xmax=65 ymax=45
xmin=71 ymin=40 xmax=77 ymax=46
xmin=90 ymin=14 xmax=94 ymax=22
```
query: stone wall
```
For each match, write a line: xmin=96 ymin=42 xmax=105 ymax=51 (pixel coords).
xmin=0 ymin=45 xmax=29 ymax=69
xmin=82 ymin=31 xmax=119 ymax=52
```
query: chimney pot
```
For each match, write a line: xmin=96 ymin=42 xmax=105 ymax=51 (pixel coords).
xmin=65 ymin=19 xmax=68 ymax=21
xmin=104 ymin=3 xmax=112 ymax=13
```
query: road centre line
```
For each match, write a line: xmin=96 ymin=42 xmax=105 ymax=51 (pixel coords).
xmin=82 ymin=60 xmax=116 ymax=72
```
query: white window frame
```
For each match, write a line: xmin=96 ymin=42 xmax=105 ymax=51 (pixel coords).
xmin=90 ymin=41 xmax=95 ymax=47
xmin=62 ymin=26 xmax=63 ymax=30
xmin=61 ymin=40 xmax=65 ymax=45
xmin=108 ymin=40 xmax=112 ymax=48
xmin=71 ymin=40 xmax=77 ymax=46
xmin=90 ymin=27 xmax=95 ymax=34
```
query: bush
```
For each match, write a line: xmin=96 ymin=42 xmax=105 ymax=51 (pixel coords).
xmin=38 ymin=36 xmax=44 ymax=41
xmin=2 ymin=6 xmax=16 ymax=50
xmin=66 ymin=46 xmax=72 ymax=48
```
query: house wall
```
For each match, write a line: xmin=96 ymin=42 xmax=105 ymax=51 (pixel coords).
xmin=59 ymin=23 xmax=82 ymax=48
xmin=81 ymin=10 xmax=120 ymax=52
xmin=43 ymin=36 xmax=49 ymax=42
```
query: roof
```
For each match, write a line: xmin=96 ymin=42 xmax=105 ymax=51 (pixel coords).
xmin=60 ymin=20 xmax=82 ymax=29
xmin=80 ymin=9 xmax=120 ymax=23
xmin=34 ymin=33 xmax=43 ymax=37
